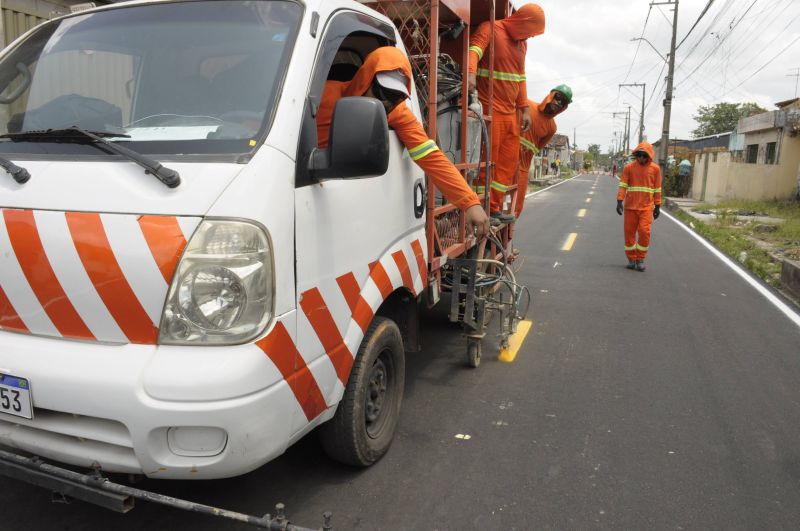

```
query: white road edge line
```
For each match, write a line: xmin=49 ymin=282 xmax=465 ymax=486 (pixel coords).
xmin=664 ymin=210 xmax=800 ymax=329
xmin=525 ymin=176 xmax=576 ymax=198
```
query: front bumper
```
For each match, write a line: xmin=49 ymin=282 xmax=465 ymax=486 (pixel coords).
xmin=0 ymin=322 xmax=324 ymax=479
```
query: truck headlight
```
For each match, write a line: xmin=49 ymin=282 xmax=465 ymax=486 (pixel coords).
xmin=159 ymin=219 xmax=273 ymax=345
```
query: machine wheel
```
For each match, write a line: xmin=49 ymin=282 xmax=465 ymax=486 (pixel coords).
xmin=466 ymin=340 xmax=481 ymax=368
xmin=320 ymin=316 xmax=404 ymax=467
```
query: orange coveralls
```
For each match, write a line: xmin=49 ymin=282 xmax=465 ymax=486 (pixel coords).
xmin=468 ymin=4 xmax=545 ymax=213
xmin=517 ymin=93 xmax=566 ymax=217
xmin=616 ymin=142 xmax=662 ymax=262
xmin=317 ymin=47 xmax=480 ymax=212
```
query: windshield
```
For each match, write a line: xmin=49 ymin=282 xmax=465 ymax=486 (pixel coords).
xmin=0 ymin=0 xmax=301 ymax=157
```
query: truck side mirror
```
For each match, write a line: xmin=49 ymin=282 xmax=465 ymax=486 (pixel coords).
xmin=308 ymin=97 xmax=389 ymax=179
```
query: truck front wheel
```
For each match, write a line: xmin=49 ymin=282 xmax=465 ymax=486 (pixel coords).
xmin=320 ymin=316 xmax=405 ymax=466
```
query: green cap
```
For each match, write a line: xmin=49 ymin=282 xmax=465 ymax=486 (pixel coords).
xmin=551 ymin=84 xmax=573 ymax=103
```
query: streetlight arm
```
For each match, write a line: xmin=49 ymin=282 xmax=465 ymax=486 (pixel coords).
xmin=630 ymin=37 xmax=667 ymax=62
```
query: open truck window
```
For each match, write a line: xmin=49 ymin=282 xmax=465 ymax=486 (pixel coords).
xmin=0 ymin=0 xmax=301 ymax=158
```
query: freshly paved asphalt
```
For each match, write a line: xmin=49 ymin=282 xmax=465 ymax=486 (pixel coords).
xmin=3 ymin=173 xmax=800 ymax=530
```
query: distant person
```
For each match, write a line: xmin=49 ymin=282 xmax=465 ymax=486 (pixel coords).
xmin=517 ymin=85 xmax=572 ymax=217
xmin=611 ymin=163 xmax=617 ymax=178
xmin=616 ymin=142 xmax=662 ymax=271
xmin=317 ymin=46 xmax=489 ymax=238
xmin=468 ymin=3 xmax=545 ymax=224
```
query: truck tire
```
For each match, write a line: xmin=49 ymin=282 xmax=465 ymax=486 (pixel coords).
xmin=320 ymin=316 xmax=405 ymax=466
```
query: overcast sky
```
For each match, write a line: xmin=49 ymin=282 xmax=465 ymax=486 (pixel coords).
xmin=513 ymin=0 xmax=800 ymax=153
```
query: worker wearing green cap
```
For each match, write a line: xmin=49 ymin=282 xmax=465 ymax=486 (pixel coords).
xmin=516 ymin=85 xmax=572 ymax=218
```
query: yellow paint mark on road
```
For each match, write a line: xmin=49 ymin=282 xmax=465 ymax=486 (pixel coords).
xmin=562 ymin=232 xmax=577 ymax=251
xmin=499 ymin=320 xmax=533 ymax=362
xmin=585 ymin=198 xmax=592 ymax=203
xmin=588 ymin=191 xmax=594 ymax=195
xmin=578 ymin=209 xmax=587 ymax=217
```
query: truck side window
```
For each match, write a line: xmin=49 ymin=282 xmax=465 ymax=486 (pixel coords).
xmin=295 ymin=12 xmax=394 ymax=188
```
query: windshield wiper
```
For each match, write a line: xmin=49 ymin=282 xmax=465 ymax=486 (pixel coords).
xmin=0 ymin=127 xmax=180 ymax=188
xmin=0 ymin=156 xmax=30 ymax=184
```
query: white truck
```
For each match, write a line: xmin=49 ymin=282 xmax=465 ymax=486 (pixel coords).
xmin=0 ymin=0 xmax=524 ymax=518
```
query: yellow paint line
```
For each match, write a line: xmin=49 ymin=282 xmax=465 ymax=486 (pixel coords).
xmin=578 ymin=209 xmax=587 ymax=217
xmin=588 ymin=191 xmax=594 ymax=195
xmin=562 ymin=232 xmax=577 ymax=251
xmin=499 ymin=320 xmax=533 ymax=362
xmin=585 ymin=197 xmax=592 ymax=203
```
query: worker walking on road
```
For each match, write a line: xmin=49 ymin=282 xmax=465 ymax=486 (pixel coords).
xmin=616 ymin=142 xmax=662 ymax=271
xmin=317 ymin=46 xmax=490 ymax=239
xmin=468 ymin=3 xmax=545 ymax=224
xmin=517 ymin=85 xmax=572 ymax=218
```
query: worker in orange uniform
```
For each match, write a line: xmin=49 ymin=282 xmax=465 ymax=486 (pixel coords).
xmin=517 ymin=84 xmax=572 ymax=218
xmin=616 ymin=142 xmax=662 ymax=271
xmin=467 ymin=3 xmax=545 ymax=224
xmin=317 ymin=46 xmax=490 ymax=239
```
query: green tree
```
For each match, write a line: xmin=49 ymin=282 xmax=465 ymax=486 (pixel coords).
xmin=691 ymin=102 xmax=767 ymax=138
xmin=587 ymin=143 xmax=601 ymax=160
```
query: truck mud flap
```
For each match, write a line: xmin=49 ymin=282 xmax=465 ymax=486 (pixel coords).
xmin=0 ymin=449 xmax=331 ymax=530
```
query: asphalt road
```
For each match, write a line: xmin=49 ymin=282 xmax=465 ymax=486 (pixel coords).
xmin=3 ymin=173 xmax=800 ymax=530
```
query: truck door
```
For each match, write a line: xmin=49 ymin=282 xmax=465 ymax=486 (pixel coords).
xmin=293 ymin=10 xmax=426 ymax=409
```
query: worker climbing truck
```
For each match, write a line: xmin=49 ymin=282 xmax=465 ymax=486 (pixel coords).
xmin=0 ymin=0 xmax=526 ymax=524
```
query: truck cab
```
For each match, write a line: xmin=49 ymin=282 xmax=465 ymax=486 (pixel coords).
xmin=0 ymin=0 xmax=430 ymax=479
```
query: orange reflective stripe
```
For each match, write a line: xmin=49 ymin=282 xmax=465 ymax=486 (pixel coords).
xmin=0 ymin=285 xmax=28 ymax=333
xmin=66 ymin=212 xmax=157 ymax=344
xmin=138 ymin=216 xmax=187 ymax=284
xmin=300 ymin=288 xmax=353 ymax=385
xmin=410 ymin=239 xmax=428 ymax=289
xmin=255 ymin=322 xmax=327 ymax=421
xmin=3 ymin=209 xmax=94 ymax=340
xmin=336 ymin=272 xmax=373 ymax=334
xmin=391 ymin=250 xmax=415 ymax=296
xmin=369 ymin=261 xmax=393 ymax=300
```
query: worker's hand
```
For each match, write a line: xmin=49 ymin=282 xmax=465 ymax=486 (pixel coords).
xmin=520 ymin=108 xmax=531 ymax=132
xmin=467 ymin=73 xmax=477 ymax=93
xmin=616 ymin=200 xmax=624 ymax=216
xmin=653 ymin=204 xmax=661 ymax=220
xmin=465 ymin=204 xmax=490 ymax=240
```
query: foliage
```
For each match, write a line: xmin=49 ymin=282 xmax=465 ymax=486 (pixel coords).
xmin=587 ymin=144 xmax=601 ymax=160
xmin=691 ymin=102 xmax=768 ymax=138
xmin=671 ymin=209 xmax=782 ymax=286
xmin=662 ymin=164 xmax=692 ymax=197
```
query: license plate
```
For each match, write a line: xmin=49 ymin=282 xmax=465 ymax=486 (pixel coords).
xmin=0 ymin=374 xmax=33 ymax=419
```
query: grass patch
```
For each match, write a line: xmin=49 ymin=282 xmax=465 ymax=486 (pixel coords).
xmin=671 ymin=208 xmax=783 ymax=286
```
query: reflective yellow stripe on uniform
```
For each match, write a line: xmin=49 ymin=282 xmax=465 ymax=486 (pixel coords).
xmin=473 ymin=185 xmax=486 ymax=194
xmin=409 ymin=140 xmax=439 ymax=161
xmin=476 ymin=68 xmax=526 ymax=82
xmin=635 ymin=244 xmax=649 ymax=251
xmin=618 ymin=182 xmax=629 ymax=188
xmin=521 ymin=137 xmax=538 ymax=153
xmin=491 ymin=181 xmax=509 ymax=192
xmin=624 ymin=244 xmax=636 ymax=251
xmin=469 ymin=45 xmax=484 ymax=60
xmin=627 ymin=186 xmax=658 ymax=193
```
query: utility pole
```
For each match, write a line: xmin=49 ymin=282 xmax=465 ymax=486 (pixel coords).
xmin=652 ymin=0 xmax=678 ymax=175
xmin=626 ymin=105 xmax=632 ymax=153
xmin=613 ymin=112 xmax=627 ymax=155
xmin=620 ymin=82 xmax=646 ymax=142
xmin=788 ymin=68 xmax=800 ymax=98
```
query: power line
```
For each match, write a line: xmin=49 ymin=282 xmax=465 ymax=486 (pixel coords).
xmin=676 ymin=0 xmax=715 ymax=49
xmin=721 ymin=34 xmax=800 ymax=97
xmin=623 ymin=5 xmax=653 ymax=84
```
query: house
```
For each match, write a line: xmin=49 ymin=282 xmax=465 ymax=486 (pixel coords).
xmin=540 ymin=133 xmax=569 ymax=175
xmin=1 ymin=1 xmax=111 ymax=48
xmin=690 ymin=98 xmax=800 ymax=202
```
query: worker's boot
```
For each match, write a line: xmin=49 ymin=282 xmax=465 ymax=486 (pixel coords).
xmin=490 ymin=211 xmax=516 ymax=224
xmin=626 ymin=259 xmax=636 ymax=270
xmin=635 ymin=260 xmax=646 ymax=272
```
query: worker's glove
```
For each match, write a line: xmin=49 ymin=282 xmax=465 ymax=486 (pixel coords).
xmin=653 ymin=204 xmax=661 ymax=220
xmin=616 ymin=200 xmax=624 ymax=216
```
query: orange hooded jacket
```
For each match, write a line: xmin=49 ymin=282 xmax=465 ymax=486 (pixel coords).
xmin=317 ymin=47 xmax=480 ymax=212
xmin=519 ymin=93 xmax=567 ymax=172
xmin=617 ymin=142 xmax=662 ymax=210
xmin=468 ymin=4 xmax=545 ymax=115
